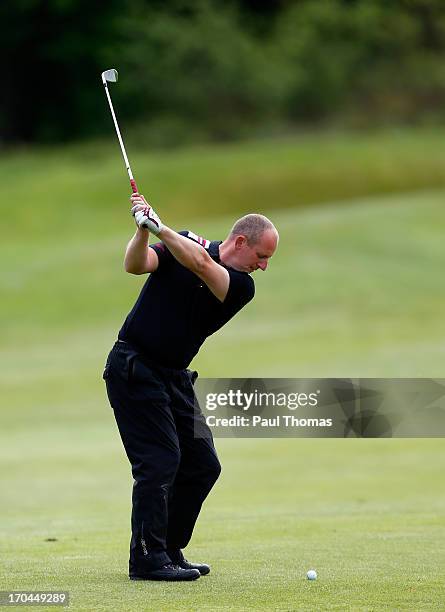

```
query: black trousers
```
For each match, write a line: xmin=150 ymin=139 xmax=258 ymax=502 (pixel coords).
xmin=103 ymin=341 xmax=221 ymax=572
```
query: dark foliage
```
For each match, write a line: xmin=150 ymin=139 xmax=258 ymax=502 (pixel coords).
xmin=2 ymin=0 xmax=445 ymax=144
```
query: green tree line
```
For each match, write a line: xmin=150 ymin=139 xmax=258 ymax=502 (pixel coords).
xmin=2 ymin=0 xmax=445 ymax=145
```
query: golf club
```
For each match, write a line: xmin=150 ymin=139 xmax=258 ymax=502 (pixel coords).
xmin=101 ymin=68 xmax=138 ymax=194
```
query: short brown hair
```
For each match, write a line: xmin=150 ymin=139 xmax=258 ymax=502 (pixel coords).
xmin=229 ymin=214 xmax=277 ymax=246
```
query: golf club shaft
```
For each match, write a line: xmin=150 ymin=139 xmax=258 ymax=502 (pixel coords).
xmin=103 ymin=83 xmax=138 ymax=194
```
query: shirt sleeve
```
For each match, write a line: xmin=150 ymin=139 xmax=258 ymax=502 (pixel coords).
xmin=148 ymin=231 xmax=190 ymax=270
xmin=223 ymin=269 xmax=255 ymax=312
xmin=149 ymin=241 xmax=172 ymax=269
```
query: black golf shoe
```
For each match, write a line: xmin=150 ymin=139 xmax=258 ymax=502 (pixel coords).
xmin=168 ymin=550 xmax=210 ymax=576
xmin=178 ymin=558 xmax=210 ymax=576
xmin=130 ymin=563 xmax=200 ymax=581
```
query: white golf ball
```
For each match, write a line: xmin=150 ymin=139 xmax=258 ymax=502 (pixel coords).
xmin=307 ymin=569 xmax=317 ymax=580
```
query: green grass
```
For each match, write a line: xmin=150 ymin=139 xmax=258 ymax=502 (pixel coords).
xmin=3 ymin=127 xmax=445 ymax=244
xmin=1 ymin=434 xmax=444 ymax=610
xmin=1 ymin=130 xmax=445 ymax=609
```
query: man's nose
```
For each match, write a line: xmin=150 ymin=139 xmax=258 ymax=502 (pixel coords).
xmin=257 ymin=261 xmax=268 ymax=271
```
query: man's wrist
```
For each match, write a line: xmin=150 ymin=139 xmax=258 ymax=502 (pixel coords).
xmin=157 ymin=226 xmax=171 ymax=240
xmin=133 ymin=227 xmax=150 ymax=246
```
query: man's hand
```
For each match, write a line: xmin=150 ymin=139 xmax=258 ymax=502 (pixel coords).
xmin=130 ymin=193 xmax=164 ymax=235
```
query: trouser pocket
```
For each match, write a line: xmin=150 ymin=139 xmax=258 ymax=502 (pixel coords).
xmin=185 ymin=369 xmax=198 ymax=385
xmin=102 ymin=343 xmax=138 ymax=383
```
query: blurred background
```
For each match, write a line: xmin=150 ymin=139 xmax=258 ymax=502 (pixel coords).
xmin=4 ymin=0 xmax=445 ymax=144
xmin=1 ymin=1 xmax=445 ymax=609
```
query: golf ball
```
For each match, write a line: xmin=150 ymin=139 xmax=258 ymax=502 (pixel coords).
xmin=307 ymin=569 xmax=317 ymax=580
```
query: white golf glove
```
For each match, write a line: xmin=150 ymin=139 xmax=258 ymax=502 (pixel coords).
xmin=131 ymin=203 xmax=164 ymax=235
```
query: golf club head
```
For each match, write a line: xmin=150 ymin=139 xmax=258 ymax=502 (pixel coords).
xmin=101 ymin=68 xmax=118 ymax=84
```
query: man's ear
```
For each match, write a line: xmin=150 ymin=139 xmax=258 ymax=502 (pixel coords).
xmin=234 ymin=235 xmax=247 ymax=250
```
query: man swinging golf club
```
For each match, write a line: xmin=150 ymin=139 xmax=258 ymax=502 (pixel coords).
xmin=104 ymin=196 xmax=278 ymax=581
xmin=101 ymin=68 xmax=279 ymax=581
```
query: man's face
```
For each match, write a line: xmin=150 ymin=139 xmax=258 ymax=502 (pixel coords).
xmin=233 ymin=230 xmax=278 ymax=273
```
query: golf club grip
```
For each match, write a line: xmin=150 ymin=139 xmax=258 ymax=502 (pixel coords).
xmin=130 ymin=179 xmax=138 ymax=194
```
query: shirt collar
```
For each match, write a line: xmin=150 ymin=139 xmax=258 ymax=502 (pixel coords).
xmin=209 ymin=240 xmax=222 ymax=262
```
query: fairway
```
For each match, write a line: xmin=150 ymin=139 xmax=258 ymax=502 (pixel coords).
xmin=1 ymin=434 xmax=444 ymax=610
xmin=1 ymin=134 xmax=445 ymax=610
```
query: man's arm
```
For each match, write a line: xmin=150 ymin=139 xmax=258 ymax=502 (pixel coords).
xmin=129 ymin=193 xmax=230 ymax=301
xmin=124 ymin=227 xmax=159 ymax=274
xmin=158 ymin=227 xmax=230 ymax=302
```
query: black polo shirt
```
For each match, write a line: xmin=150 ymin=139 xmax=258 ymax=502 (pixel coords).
xmin=118 ymin=231 xmax=255 ymax=369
